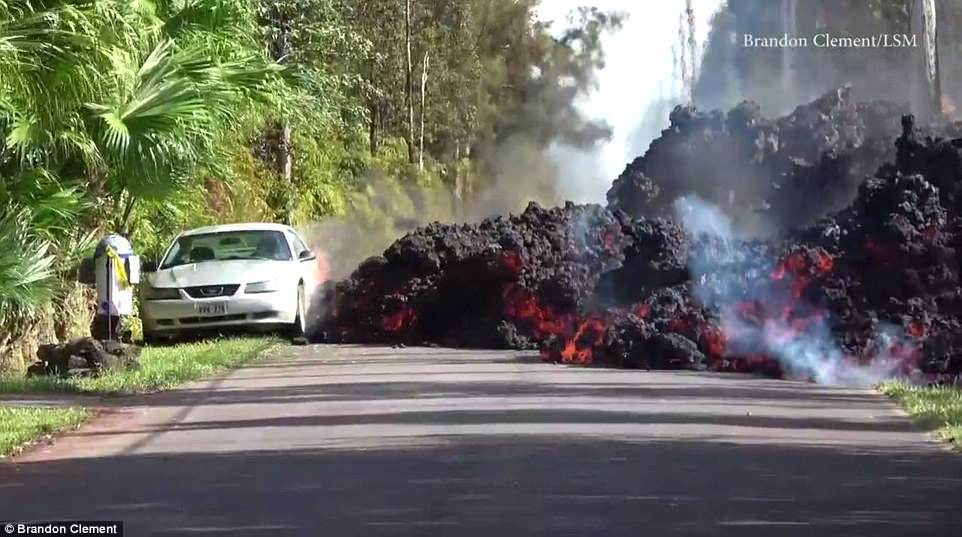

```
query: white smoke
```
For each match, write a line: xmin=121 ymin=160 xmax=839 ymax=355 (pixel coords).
xmin=674 ymin=195 xmax=916 ymax=387
xmin=538 ymin=0 xmax=725 ymax=202
xmin=673 ymin=195 xmax=734 ymax=239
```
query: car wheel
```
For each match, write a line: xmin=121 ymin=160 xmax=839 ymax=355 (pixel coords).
xmin=290 ymin=284 xmax=307 ymax=342
xmin=143 ymin=331 xmax=168 ymax=346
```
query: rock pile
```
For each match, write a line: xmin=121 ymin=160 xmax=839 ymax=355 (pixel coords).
xmin=606 ymin=87 xmax=906 ymax=233
xmin=27 ymin=337 xmax=141 ymax=377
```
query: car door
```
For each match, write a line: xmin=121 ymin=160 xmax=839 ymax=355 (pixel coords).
xmin=287 ymin=230 xmax=320 ymax=293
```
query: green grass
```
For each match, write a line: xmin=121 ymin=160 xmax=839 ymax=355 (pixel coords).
xmin=880 ymin=381 xmax=962 ymax=448
xmin=0 ymin=337 xmax=282 ymax=396
xmin=0 ymin=406 xmax=89 ymax=457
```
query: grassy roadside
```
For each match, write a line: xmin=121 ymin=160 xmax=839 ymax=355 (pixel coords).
xmin=0 ymin=337 xmax=281 ymax=458
xmin=880 ymin=381 xmax=962 ymax=449
xmin=0 ymin=406 xmax=89 ymax=457
xmin=0 ymin=337 xmax=282 ymax=396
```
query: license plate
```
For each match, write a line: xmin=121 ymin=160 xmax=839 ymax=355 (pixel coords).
xmin=195 ymin=302 xmax=228 ymax=316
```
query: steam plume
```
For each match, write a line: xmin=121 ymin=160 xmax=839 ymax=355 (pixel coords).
xmin=675 ymin=194 xmax=916 ymax=387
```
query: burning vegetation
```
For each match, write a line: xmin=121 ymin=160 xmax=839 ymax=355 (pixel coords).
xmin=311 ymin=89 xmax=962 ymax=385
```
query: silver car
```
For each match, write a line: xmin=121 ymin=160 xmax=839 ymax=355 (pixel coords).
xmin=141 ymin=223 xmax=321 ymax=343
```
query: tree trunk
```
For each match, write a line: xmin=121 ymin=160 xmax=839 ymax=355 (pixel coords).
xmin=419 ymin=51 xmax=429 ymax=171
xmin=280 ymin=120 xmax=293 ymax=223
xmin=281 ymin=121 xmax=293 ymax=179
xmin=686 ymin=0 xmax=696 ymax=103
xmin=460 ymin=141 xmax=472 ymax=214
xmin=117 ymin=193 xmax=137 ymax=235
xmin=677 ymin=13 xmax=687 ymax=101
xmin=921 ymin=0 xmax=942 ymax=118
xmin=368 ymin=62 xmax=380 ymax=156
xmin=265 ymin=7 xmax=294 ymax=221
xmin=405 ymin=0 xmax=416 ymax=165
xmin=780 ymin=0 xmax=797 ymax=95
xmin=453 ymin=140 xmax=463 ymax=200
xmin=369 ymin=103 xmax=379 ymax=155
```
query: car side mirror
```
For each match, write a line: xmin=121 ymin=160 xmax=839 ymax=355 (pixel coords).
xmin=141 ymin=259 xmax=158 ymax=273
xmin=299 ymin=250 xmax=317 ymax=261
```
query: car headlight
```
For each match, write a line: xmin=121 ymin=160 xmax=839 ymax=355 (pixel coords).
xmin=143 ymin=286 xmax=181 ymax=300
xmin=245 ymin=279 xmax=282 ymax=294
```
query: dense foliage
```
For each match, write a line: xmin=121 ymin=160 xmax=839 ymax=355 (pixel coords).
xmin=0 ymin=0 xmax=618 ymax=369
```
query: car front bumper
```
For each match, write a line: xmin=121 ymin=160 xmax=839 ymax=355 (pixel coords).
xmin=142 ymin=290 xmax=296 ymax=334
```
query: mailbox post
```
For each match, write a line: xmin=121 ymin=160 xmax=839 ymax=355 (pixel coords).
xmin=88 ymin=235 xmax=141 ymax=341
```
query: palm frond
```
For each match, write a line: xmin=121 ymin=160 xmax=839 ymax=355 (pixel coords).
xmin=89 ymin=40 xmax=208 ymax=157
xmin=4 ymin=113 xmax=48 ymax=156
xmin=0 ymin=5 xmax=98 ymax=68
xmin=0 ymin=166 xmax=89 ymax=239
xmin=54 ymin=125 xmax=103 ymax=171
xmin=160 ymin=0 xmax=245 ymax=37
xmin=0 ymin=204 xmax=55 ymax=322
xmin=27 ymin=186 xmax=89 ymax=239
xmin=55 ymin=227 xmax=99 ymax=269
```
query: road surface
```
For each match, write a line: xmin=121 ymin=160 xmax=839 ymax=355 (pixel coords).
xmin=2 ymin=345 xmax=961 ymax=536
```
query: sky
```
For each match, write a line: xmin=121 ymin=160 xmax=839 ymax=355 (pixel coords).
xmin=536 ymin=0 xmax=725 ymax=203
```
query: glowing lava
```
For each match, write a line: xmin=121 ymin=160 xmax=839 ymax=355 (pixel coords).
xmin=380 ymin=304 xmax=418 ymax=333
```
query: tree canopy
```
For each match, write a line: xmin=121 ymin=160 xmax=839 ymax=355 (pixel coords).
xmin=0 ymin=0 xmax=620 ymax=369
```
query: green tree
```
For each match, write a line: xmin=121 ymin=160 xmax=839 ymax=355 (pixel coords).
xmin=0 ymin=0 xmax=275 ymax=366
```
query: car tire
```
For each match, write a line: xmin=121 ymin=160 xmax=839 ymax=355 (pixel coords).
xmin=143 ymin=331 xmax=167 ymax=346
xmin=290 ymin=284 xmax=307 ymax=342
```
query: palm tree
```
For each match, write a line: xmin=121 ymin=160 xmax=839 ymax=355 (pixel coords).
xmin=0 ymin=0 xmax=276 ymax=360
xmin=3 ymin=0 xmax=274 ymax=222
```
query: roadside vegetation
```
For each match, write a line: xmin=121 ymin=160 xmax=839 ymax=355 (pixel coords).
xmin=0 ymin=337 xmax=280 ymax=395
xmin=881 ymin=381 xmax=962 ymax=449
xmin=0 ymin=0 xmax=620 ymax=371
xmin=0 ymin=406 xmax=88 ymax=457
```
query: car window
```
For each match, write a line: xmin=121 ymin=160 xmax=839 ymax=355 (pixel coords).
xmin=161 ymin=230 xmax=293 ymax=268
xmin=288 ymin=232 xmax=309 ymax=258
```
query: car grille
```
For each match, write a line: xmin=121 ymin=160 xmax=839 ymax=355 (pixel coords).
xmin=179 ymin=314 xmax=248 ymax=325
xmin=183 ymin=284 xmax=240 ymax=299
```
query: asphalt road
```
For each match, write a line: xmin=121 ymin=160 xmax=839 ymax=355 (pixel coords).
xmin=2 ymin=345 xmax=961 ymax=536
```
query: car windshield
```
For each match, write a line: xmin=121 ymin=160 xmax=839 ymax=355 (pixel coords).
xmin=161 ymin=230 xmax=292 ymax=269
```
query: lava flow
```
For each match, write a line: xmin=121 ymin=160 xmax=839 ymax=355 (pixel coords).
xmin=313 ymin=89 xmax=962 ymax=385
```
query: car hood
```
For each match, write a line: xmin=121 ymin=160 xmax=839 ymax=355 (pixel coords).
xmin=148 ymin=259 xmax=294 ymax=288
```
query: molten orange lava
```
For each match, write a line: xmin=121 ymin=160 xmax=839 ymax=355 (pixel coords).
xmin=501 ymin=251 xmax=522 ymax=272
xmin=864 ymin=235 xmax=900 ymax=263
xmin=771 ymin=248 xmax=833 ymax=298
xmin=501 ymin=284 xmax=610 ymax=364
xmin=560 ymin=318 xmax=607 ymax=364
xmin=943 ymin=93 xmax=958 ymax=117
xmin=719 ymin=248 xmax=840 ymax=373
xmin=702 ymin=326 xmax=728 ymax=358
xmin=908 ymin=321 xmax=927 ymax=339
xmin=502 ymin=285 xmax=574 ymax=337
xmin=602 ymin=230 xmax=617 ymax=250
xmin=380 ymin=304 xmax=418 ymax=332
xmin=669 ymin=317 xmax=689 ymax=332
xmin=315 ymin=248 xmax=331 ymax=284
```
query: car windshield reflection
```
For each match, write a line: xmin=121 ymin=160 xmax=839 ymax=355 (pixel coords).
xmin=160 ymin=230 xmax=293 ymax=269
